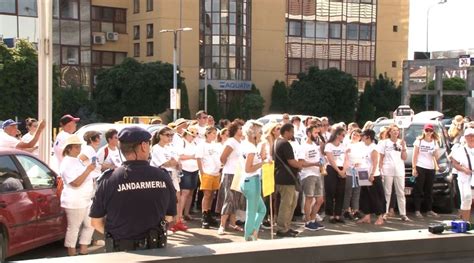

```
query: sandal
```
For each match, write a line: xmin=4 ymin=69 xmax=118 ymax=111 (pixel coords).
xmin=229 ymin=224 xmax=244 ymax=232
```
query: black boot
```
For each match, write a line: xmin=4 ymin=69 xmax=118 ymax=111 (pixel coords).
xmin=207 ymin=212 xmax=219 ymax=227
xmin=201 ymin=211 xmax=210 ymax=229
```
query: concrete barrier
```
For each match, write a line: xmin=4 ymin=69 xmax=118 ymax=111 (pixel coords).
xmin=18 ymin=230 xmax=474 ymax=263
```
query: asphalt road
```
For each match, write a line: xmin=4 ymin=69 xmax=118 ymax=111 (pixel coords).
xmin=8 ymin=211 xmax=467 ymax=262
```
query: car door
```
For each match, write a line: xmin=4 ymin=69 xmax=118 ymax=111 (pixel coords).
xmin=0 ymin=155 xmax=37 ymax=255
xmin=15 ymin=155 xmax=65 ymax=244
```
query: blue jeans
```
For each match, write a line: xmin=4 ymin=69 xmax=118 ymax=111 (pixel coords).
xmin=240 ymin=176 xmax=266 ymax=240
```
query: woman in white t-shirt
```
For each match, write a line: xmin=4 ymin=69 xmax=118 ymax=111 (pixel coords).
xmin=358 ymin=129 xmax=385 ymax=225
xmin=240 ymin=121 xmax=266 ymax=241
xmin=78 ymin=131 xmax=102 ymax=180
xmin=377 ymin=124 xmax=410 ymax=221
xmin=21 ymin=118 xmax=39 ymax=156
xmin=324 ymin=127 xmax=349 ymax=223
xmin=217 ymin=120 xmax=245 ymax=233
xmin=60 ymin=135 xmax=96 ymax=256
xmin=412 ymin=124 xmax=440 ymax=218
xmin=178 ymin=128 xmax=199 ymax=225
xmin=150 ymin=127 xmax=183 ymax=231
xmin=196 ymin=127 xmax=222 ymax=230
xmin=450 ymin=128 xmax=474 ymax=221
xmin=342 ymin=128 xmax=363 ymax=220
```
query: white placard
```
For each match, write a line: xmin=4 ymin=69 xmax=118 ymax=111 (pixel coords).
xmin=170 ymin=89 xmax=180 ymax=110
xmin=459 ymin=55 xmax=471 ymax=68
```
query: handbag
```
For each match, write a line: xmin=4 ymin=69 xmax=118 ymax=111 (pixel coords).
xmin=274 ymin=143 xmax=302 ymax=192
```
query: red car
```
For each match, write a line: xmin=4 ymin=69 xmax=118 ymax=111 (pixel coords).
xmin=0 ymin=148 xmax=66 ymax=262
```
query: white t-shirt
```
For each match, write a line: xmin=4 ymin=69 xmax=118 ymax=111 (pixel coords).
xmin=60 ymin=156 xmax=94 ymax=209
xmin=180 ymin=140 xmax=199 ymax=172
xmin=290 ymin=140 xmax=304 ymax=161
xmin=150 ymin=144 xmax=178 ymax=173
xmin=346 ymin=142 xmax=365 ymax=175
xmin=0 ymin=130 xmax=20 ymax=148
xmin=195 ymin=141 xmax=221 ymax=175
xmin=300 ymin=141 xmax=321 ymax=179
xmin=362 ymin=143 xmax=380 ymax=177
xmin=172 ymin=133 xmax=185 ymax=154
xmin=53 ymin=131 xmax=72 ymax=164
xmin=195 ymin=125 xmax=207 ymax=144
xmin=222 ymin=138 xmax=241 ymax=174
xmin=97 ymin=145 xmax=123 ymax=168
xmin=240 ymin=140 xmax=262 ymax=179
xmin=413 ymin=139 xmax=439 ymax=170
xmin=21 ymin=132 xmax=39 ymax=156
xmin=324 ymin=142 xmax=346 ymax=167
xmin=80 ymin=145 xmax=102 ymax=179
xmin=451 ymin=145 xmax=474 ymax=184
xmin=376 ymin=139 xmax=405 ymax=177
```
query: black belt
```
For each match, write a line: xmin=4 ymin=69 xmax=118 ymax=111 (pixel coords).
xmin=114 ymin=238 xmax=149 ymax=251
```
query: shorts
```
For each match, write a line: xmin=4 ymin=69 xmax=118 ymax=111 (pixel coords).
xmin=200 ymin=173 xmax=220 ymax=191
xmin=180 ymin=170 xmax=198 ymax=190
xmin=301 ymin=176 xmax=324 ymax=197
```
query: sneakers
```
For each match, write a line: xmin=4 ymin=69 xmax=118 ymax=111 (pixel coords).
xmin=217 ymin=226 xmax=225 ymax=235
xmin=305 ymin=221 xmax=325 ymax=231
xmin=401 ymin=215 xmax=411 ymax=221
xmin=261 ymin=220 xmax=272 ymax=229
xmin=426 ymin=211 xmax=440 ymax=218
xmin=201 ymin=211 xmax=210 ymax=229
xmin=315 ymin=214 xmax=324 ymax=222
xmin=343 ymin=211 xmax=354 ymax=220
xmin=276 ymin=230 xmax=297 ymax=238
xmin=415 ymin=211 xmax=423 ymax=218
xmin=174 ymin=221 xmax=188 ymax=232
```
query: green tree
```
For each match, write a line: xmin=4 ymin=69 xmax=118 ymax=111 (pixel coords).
xmin=289 ymin=67 xmax=358 ymax=123
xmin=410 ymin=77 xmax=466 ymax=117
xmin=205 ymin=84 xmax=221 ymax=121
xmin=370 ymin=74 xmax=401 ymax=118
xmin=356 ymin=81 xmax=376 ymax=125
xmin=179 ymin=82 xmax=191 ymax=119
xmin=93 ymin=58 xmax=180 ymax=122
xmin=269 ymin=80 xmax=289 ymax=113
xmin=241 ymin=84 xmax=265 ymax=120
xmin=227 ymin=96 xmax=242 ymax=121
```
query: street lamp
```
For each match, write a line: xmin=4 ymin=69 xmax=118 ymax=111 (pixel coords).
xmin=160 ymin=27 xmax=192 ymax=121
xmin=425 ymin=0 xmax=447 ymax=110
xmin=199 ymin=68 xmax=208 ymax=112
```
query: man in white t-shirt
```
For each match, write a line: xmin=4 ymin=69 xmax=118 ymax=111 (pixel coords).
xmin=53 ymin=114 xmax=80 ymax=164
xmin=320 ymin=117 xmax=331 ymax=142
xmin=0 ymin=119 xmax=45 ymax=150
xmin=97 ymin=129 xmax=123 ymax=171
xmin=194 ymin=110 xmax=208 ymax=144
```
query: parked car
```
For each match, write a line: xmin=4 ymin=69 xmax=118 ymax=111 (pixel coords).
xmin=373 ymin=119 xmax=455 ymax=213
xmin=0 ymin=148 xmax=66 ymax=262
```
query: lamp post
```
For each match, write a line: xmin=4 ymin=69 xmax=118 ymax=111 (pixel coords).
xmin=199 ymin=68 xmax=208 ymax=112
xmin=160 ymin=27 xmax=192 ymax=121
xmin=425 ymin=0 xmax=447 ymax=110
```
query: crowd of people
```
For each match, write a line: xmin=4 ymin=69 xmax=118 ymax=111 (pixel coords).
xmin=0 ymin=112 xmax=474 ymax=253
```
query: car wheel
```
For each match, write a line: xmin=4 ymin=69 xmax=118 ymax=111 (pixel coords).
xmin=436 ymin=183 xmax=455 ymax=214
xmin=0 ymin=232 xmax=6 ymax=263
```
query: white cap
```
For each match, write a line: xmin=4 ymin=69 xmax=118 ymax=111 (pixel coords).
xmin=464 ymin=128 xmax=474 ymax=137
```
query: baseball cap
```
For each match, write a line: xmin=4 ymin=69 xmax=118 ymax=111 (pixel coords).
xmin=464 ymin=128 xmax=474 ymax=137
xmin=60 ymin=114 xmax=80 ymax=126
xmin=423 ymin=123 xmax=434 ymax=131
xmin=118 ymin=126 xmax=152 ymax=143
xmin=2 ymin=119 xmax=18 ymax=129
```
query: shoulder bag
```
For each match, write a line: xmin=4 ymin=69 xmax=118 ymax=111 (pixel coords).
xmin=274 ymin=141 xmax=302 ymax=192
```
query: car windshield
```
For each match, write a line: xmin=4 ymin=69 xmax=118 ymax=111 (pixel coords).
xmin=373 ymin=124 xmax=445 ymax=148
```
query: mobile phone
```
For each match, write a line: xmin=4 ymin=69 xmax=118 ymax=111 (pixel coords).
xmin=91 ymin=157 xmax=97 ymax=163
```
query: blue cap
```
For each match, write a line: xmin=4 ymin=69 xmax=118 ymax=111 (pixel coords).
xmin=118 ymin=126 xmax=151 ymax=143
xmin=2 ymin=119 xmax=18 ymax=129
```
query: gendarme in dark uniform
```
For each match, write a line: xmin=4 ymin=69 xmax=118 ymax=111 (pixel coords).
xmin=89 ymin=126 xmax=177 ymax=252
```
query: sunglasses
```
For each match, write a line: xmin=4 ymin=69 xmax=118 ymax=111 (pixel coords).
xmin=161 ymin=133 xmax=174 ymax=137
xmin=424 ymin=129 xmax=434 ymax=133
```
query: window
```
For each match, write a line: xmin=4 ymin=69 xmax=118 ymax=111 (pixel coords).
xmin=17 ymin=155 xmax=54 ymax=189
xmin=60 ymin=0 xmax=79 ymax=19
xmin=0 ymin=156 xmax=24 ymax=193
xmin=18 ymin=0 xmax=37 ymax=16
xmin=147 ymin=42 xmax=154 ymax=56
xmin=133 ymin=25 xmax=140 ymax=40
xmin=315 ymin=22 xmax=328 ymax=38
xmin=92 ymin=51 xmax=127 ymax=66
xmin=359 ymin=24 xmax=370 ymax=40
xmin=346 ymin=60 xmax=358 ymax=76
xmin=303 ymin=21 xmax=315 ymax=38
xmin=392 ymin=61 xmax=397 ymax=68
xmin=359 ymin=61 xmax=371 ymax=77
xmin=133 ymin=0 xmax=139 ymax=13
xmin=329 ymin=60 xmax=340 ymax=70
xmin=146 ymin=23 xmax=153 ymax=39
xmin=329 ymin=23 xmax=341 ymax=39
xmin=134 ymin=43 xmax=140 ymax=57
xmin=91 ymin=6 xmax=127 ymax=34
xmin=61 ymin=46 xmax=79 ymax=65
xmin=146 ymin=0 xmax=153 ymax=11
xmin=288 ymin=20 xmax=302 ymax=37
xmin=0 ymin=0 xmax=16 ymax=14
xmin=288 ymin=58 xmax=301 ymax=74
xmin=393 ymin=25 xmax=398 ymax=32
xmin=346 ymin=23 xmax=358 ymax=40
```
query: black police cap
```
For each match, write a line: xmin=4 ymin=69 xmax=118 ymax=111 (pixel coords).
xmin=118 ymin=126 xmax=152 ymax=143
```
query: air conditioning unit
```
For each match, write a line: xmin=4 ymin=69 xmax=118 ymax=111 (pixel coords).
xmin=92 ymin=33 xmax=106 ymax=45
xmin=67 ymin=58 xmax=77 ymax=64
xmin=106 ymin=32 xmax=119 ymax=41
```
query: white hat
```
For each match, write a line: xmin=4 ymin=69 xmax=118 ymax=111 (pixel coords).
xmin=464 ymin=128 xmax=474 ymax=137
